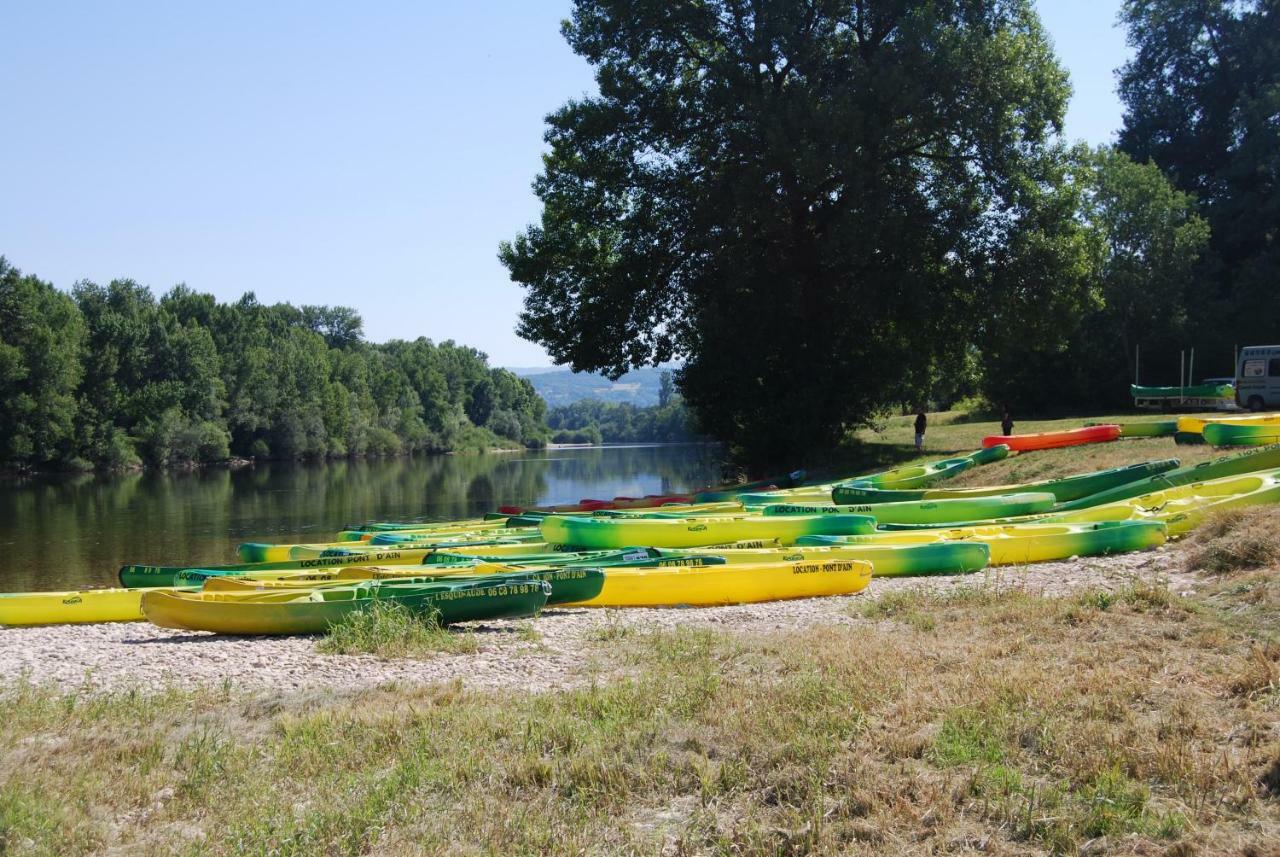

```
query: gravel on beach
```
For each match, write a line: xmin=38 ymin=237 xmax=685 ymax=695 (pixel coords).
xmin=0 ymin=547 xmax=1200 ymax=695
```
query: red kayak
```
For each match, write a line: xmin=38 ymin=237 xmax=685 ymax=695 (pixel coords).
xmin=982 ymin=424 xmax=1121 ymax=452
xmin=498 ymin=494 xmax=692 ymax=515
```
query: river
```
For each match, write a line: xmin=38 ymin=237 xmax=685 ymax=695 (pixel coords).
xmin=0 ymin=445 xmax=722 ymax=593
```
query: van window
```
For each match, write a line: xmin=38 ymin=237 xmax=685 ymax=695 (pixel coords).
xmin=1272 ymin=358 xmax=1280 ymax=377
xmin=1244 ymin=359 xmax=1267 ymax=377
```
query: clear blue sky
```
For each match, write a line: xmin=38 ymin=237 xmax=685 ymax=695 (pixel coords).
xmin=0 ymin=1 xmax=1128 ymax=367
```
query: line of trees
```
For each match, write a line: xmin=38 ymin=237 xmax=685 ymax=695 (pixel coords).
xmin=0 ymin=260 xmax=549 ymax=470
xmin=503 ymin=0 xmax=1276 ymax=464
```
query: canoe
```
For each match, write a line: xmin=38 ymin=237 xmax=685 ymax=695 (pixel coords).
xmin=540 ymin=513 xmax=876 ymax=549
xmin=982 ymin=425 xmax=1120 ymax=452
xmin=1203 ymin=424 xmax=1280 ymax=447
xmin=202 ymin=567 xmax=607 ymax=605
xmin=1177 ymin=413 xmax=1280 ymax=434
xmin=0 ymin=586 xmax=193 ymax=627
xmin=1054 ymin=444 xmax=1280 ymax=511
xmin=239 ymin=530 xmax=542 ymax=562
xmin=833 ymin=460 xmax=1179 ymax=505
xmin=798 ymin=520 xmax=1167 ymax=565
xmin=1051 ymin=470 xmax=1280 ymax=536
xmin=1118 ymin=421 xmax=1177 ymax=438
xmin=564 ymin=559 xmax=872 ymax=607
xmin=143 ymin=578 xmax=551 ymax=636
xmin=760 ymin=492 xmax=1056 ymax=525
xmin=1131 ymin=383 xmax=1234 ymax=399
xmin=653 ymin=542 xmax=990 ymax=577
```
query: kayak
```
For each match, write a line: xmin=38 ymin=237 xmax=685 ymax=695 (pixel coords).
xmin=798 ymin=520 xmax=1167 ymax=565
xmin=202 ymin=567 xmax=607 ymax=605
xmin=759 ymin=492 xmax=1056 ymax=525
xmin=564 ymin=559 xmax=873 ymax=607
xmin=1051 ymin=470 xmax=1280 ymax=536
xmin=119 ymin=547 xmax=449 ymax=588
xmin=1203 ymin=424 xmax=1280 ymax=447
xmin=239 ymin=530 xmax=542 ymax=562
xmin=1132 ymin=383 xmax=1234 ymax=399
xmin=540 ymin=513 xmax=876 ymax=549
xmin=143 ymin=578 xmax=551 ymax=636
xmin=1054 ymin=444 xmax=1280 ymax=511
xmin=0 ymin=586 xmax=192 ymax=626
xmin=1177 ymin=413 xmax=1280 ymax=434
xmin=982 ymin=425 xmax=1121 ymax=452
xmin=691 ymin=470 xmax=807 ymax=503
xmin=833 ymin=460 xmax=1179 ymax=505
xmin=653 ymin=542 xmax=990 ymax=577
xmin=496 ymin=494 xmax=694 ymax=515
xmin=1118 ymin=421 xmax=1177 ymax=438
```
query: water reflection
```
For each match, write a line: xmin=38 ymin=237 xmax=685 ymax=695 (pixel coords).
xmin=0 ymin=444 xmax=721 ymax=591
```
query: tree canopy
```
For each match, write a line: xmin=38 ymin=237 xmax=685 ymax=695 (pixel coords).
xmin=1118 ymin=0 xmax=1280 ymax=364
xmin=503 ymin=0 xmax=1092 ymax=463
xmin=0 ymin=258 xmax=549 ymax=470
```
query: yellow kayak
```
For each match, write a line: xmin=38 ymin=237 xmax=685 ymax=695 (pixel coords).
xmin=564 ymin=558 xmax=872 ymax=607
xmin=0 ymin=586 xmax=190 ymax=626
xmin=200 ymin=562 xmax=520 ymax=591
xmin=1051 ymin=470 xmax=1280 ymax=536
xmin=802 ymin=520 xmax=1168 ymax=565
xmin=654 ymin=542 xmax=990 ymax=576
xmin=1176 ymin=413 xmax=1280 ymax=434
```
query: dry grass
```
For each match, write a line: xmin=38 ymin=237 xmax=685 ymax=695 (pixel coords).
xmin=316 ymin=601 xmax=480 ymax=659
xmin=3 ymin=561 xmax=1279 ymax=855
xmin=1183 ymin=506 xmax=1280 ymax=575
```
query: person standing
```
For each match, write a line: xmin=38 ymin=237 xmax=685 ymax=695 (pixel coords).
xmin=914 ymin=411 xmax=927 ymax=451
xmin=1001 ymin=409 xmax=1014 ymax=437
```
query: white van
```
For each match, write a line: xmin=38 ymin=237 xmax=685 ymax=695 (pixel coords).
xmin=1236 ymin=345 xmax=1280 ymax=411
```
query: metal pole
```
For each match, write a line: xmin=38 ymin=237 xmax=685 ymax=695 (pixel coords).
xmin=1135 ymin=344 xmax=1140 ymax=385
xmin=1189 ymin=347 xmax=1195 ymax=396
xmin=1180 ymin=350 xmax=1185 ymax=405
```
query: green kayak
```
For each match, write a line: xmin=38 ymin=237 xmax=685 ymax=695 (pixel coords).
xmin=118 ymin=547 xmax=473 ymax=588
xmin=1203 ymin=424 xmax=1280 ymax=447
xmin=650 ymin=542 xmax=991 ymax=577
xmin=1054 ymin=445 xmax=1280 ymax=511
xmin=143 ymin=578 xmax=552 ymax=636
xmin=1131 ymin=383 xmax=1233 ymax=399
xmin=1118 ymin=421 xmax=1177 ymax=438
xmin=760 ymin=492 xmax=1056 ymax=525
xmin=832 ymin=460 xmax=1179 ymax=505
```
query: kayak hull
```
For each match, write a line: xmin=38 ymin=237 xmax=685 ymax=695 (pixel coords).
xmin=982 ymin=425 xmax=1121 ymax=452
xmin=566 ymin=560 xmax=872 ymax=607
xmin=540 ymin=513 xmax=876 ymax=549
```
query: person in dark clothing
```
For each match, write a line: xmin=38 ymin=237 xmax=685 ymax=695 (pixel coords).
xmin=914 ymin=411 xmax=927 ymax=451
xmin=1001 ymin=410 xmax=1014 ymax=437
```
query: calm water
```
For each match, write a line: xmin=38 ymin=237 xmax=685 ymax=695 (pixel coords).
xmin=0 ymin=445 xmax=722 ymax=593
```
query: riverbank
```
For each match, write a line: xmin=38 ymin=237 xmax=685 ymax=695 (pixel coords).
xmin=3 ymin=528 xmax=1277 ymax=854
xmin=0 ymin=546 xmax=1203 ymax=694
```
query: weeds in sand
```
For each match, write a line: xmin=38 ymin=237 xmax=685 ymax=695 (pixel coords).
xmin=317 ymin=602 xmax=478 ymax=658
xmin=1184 ymin=507 xmax=1280 ymax=574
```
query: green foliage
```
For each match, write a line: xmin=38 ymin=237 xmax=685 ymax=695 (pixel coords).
xmin=0 ymin=259 xmax=549 ymax=469
xmin=547 ymin=398 xmax=699 ymax=444
xmin=0 ymin=258 xmax=85 ymax=467
xmin=1118 ymin=0 xmax=1279 ymax=377
xmin=502 ymin=0 xmax=1078 ymax=463
xmin=318 ymin=602 xmax=479 ymax=659
xmin=980 ymin=146 xmax=1209 ymax=412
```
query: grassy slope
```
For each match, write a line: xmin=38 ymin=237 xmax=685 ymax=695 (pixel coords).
xmin=814 ymin=410 xmax=1229 ymax=486
xmin=3 ymin=411 xmax=1278 ymax=855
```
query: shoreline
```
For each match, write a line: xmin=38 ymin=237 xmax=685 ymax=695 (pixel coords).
xmin=0 ymin=548 xmax=1194 ymax=695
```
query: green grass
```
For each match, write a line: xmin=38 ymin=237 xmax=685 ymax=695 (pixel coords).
xmin=4 ymin=575 xmax=1278 ymax=855
xmin=806 ymin=407 xmax=1229 ymax=486
xmin=316 ymin=601 xmax=479 ymax=658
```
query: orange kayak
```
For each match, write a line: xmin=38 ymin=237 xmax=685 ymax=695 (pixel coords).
xmin=982 ymin=424 xmax=1121 ymax=452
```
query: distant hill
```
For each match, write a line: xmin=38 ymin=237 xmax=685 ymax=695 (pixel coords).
xmin=512 ymin=366 xmax=674 ymax=407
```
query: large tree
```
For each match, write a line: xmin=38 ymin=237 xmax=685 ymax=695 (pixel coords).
xmin=502 ymin=0 xmax=1085 ymax=463
xmin=1118 ymin=0 xmax=1280 ymax=364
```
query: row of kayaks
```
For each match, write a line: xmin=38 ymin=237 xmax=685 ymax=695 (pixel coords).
xmin=5 ymin=440 xmax=1280 ymax=633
